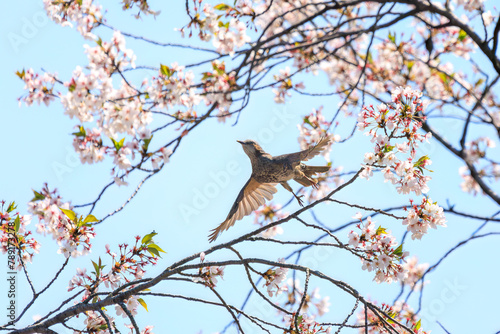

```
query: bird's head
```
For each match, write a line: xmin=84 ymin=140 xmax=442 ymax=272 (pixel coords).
xmin=237 ymin=139 xmax=265 ymax=158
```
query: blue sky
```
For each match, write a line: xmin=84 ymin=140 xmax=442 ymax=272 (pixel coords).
xmin=1 ymin=1 xmax=499 ymax=333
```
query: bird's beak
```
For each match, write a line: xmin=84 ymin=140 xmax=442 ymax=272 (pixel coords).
xmin=237 ymin=140 xmax=244 ymax=145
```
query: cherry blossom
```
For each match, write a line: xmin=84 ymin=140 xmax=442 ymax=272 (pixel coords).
xmin=193 ymin=265 xmax=225 ymax=288
xmin=182 ymin=2 xmax=251 ymax=55
xmin=459 ymin=137 xmax=499 ymax=195
xmin=18 ymin=30 xmax=183 ymax=183
xmin=27 ymin=185 xmax=94 ymax=258
xmin=356 ymin=300 xmax=427 ymax=334
xmin=403 ymin=197 xmax=447 ymax=240
xmin=116 ymin=296 xmax=139 ymax=318
xmin=348 ymin=216 xmax=408 ymax=283
xmin=402 ymin=256 xmax=429 ymax=290
xmin=68 ymin=234 xmax=160 ymax=301
xmin=357 ymin=87 xmax=435 ymax=198
xmin=17 ymin=68 xmax=56 ymax=107
xmin=43 ymin=0 xmax=103 ymax=39
xmin=281 ymin=279 xmax=331 ymax=319
xmin=262 ymin=258 xmax=288 ymax=297
xmin=125 ymin=324 xmax=155 ymax=334
xmin=80 ymin=310 xmax=115 ymax=334
xmin=454 ymin=0 xmax=485 ymax=12
xmin=201 ymin=61 xmax=236 ymax=117
xmin=253 ymin=203 xmax=287 ymax=238
xmin=283 ymin=312 xmax=331 ymax=334
xmin=0 ymin=205 xmax=38 ymax=269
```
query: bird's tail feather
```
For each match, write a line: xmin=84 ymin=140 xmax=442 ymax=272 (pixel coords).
xmin=304 ymin=165 xmax=330 ymax=174
xmin=293 ymin=165 xmax=330 ymax=187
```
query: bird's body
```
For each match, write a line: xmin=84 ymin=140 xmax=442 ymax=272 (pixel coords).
xmin=208 ymin=136 xmax=331 ymax=242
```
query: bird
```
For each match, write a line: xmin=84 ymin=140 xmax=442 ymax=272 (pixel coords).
xmin=208 ymin=136 xmax=332 ymax=242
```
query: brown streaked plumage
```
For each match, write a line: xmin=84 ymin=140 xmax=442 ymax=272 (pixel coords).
xmin=208 ymin=136 xmax=332 ymax=242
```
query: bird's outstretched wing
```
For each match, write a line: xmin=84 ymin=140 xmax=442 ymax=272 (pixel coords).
xmin=208 ymin=178 xmax=277 ymax=242
xmin=280 ymin=135 xmax=332 ymax=163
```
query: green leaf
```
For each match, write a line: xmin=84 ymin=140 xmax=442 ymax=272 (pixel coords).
xmin=438 ymin=72 xmax=450 ymax=84
xmin=366 ymin=51 xmax=373 ymax=64
xmin=96 ymin=36 xmax=103 ymax=47
xmin=6 ymin=201 xmax=17 ymax=213
xmin=406 ymin=60 xmax=415 ymax=72
xmin=83 ymin=214 xmax=99 ymax=224
xmin=414 ymin=319 xmax=421 ymax=331
xmin=138 ymin=298 xmax=148 ymax=312
xmin=303 ymin=116 xmax=313 ymax=127
xmin=60 ymin=208 xmax=76 ymax=222
xmin=147 ymin=246 xmax=160 ymax=257
xmin=388 ymin=31 xmax=396 ymax=44
xmin=160 ymin=64 xmax=172 ymax=77
xmin=214 ymin=3 xmax=231 ymax=10
xmin=111 ymin=137 xmax=125 ymax=152
xmin=376 ymin=226 xmax=387 ymax=235
xmin=15 ymin=69 xmax=25 ymax=80
xmin=31 ymin=190 xmax=46 ymax=202
xmin=218 ymin=21 xmax=230 ymax=29
xmin=147 ymin=243 xmax=166 ymax=258
xmin=92 ymin=260 xmax=100 ymax=276
xmin=458 ymin=29 xmax=467 ymax=42
xmin=14 ymin=215 xmax=20 ymax=233
xmin=383 ymin=145 xmax=395 ymax=153
xmin=393 ymin=243 xmax=404 ymax=257
xmin=142 ymin=135 xmax=153 ymax=152
xmin=141 ymin=232 xmax=157 ymax=245
xmin=72 ymin=125 xmax=86 ymax=137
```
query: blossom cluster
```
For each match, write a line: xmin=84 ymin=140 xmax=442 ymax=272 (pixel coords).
xmin=78 ymin=309 xmax=154 ymax=334
xmin=454 ymin=0 xmax=485 ymax=12
xmin=115 ymin=296 xmax=140 ymax=318
xmin=402 ymin=256 xmax=429 ymax=290
xmin=146 ymin=63 xmax=200 ymax=121
xmin=0 ymin=202 xmax=39 ymax=269
xmin=27 ymin=185 xmax=94 ymax=258
xmin=356 ymin=301 xmax=427 ymax=334
xmin=17 ymin=68 xmax=56 ymax=107
xmin=282 ymin=279 xmax=330 ymax=318
xmin=283 ymin=312 xmax=331 ymax=334
xmin=19 ymin=31 xmax=177 ymax=185
xmin=201 ymin=61 xmax=236 ymax=119
xmin=253 ymin=203 xmax=286 ymax=238
xmin=80 ymin=310 xmax=115 ymax=334
xmin=262 ymin=258 xmax=288 ymax=297
xmin=357 ymin=87 xmax=433 ymax=197
xmin=182 ymin=2 xmax=251 ymax=55
xmin=63 ymin=31 xmax=141 ymax=139
xmin=193 ymin=265 xmax=226 ymax=288
xmin=121 ymin=0 xmax=160 ymax=18
xmin=68 ymin=234 xmax=161 ymax=300
xmin=459 ymin=137 xmax=499 ymax=195
xmin=272 ymin=67 xmax=305 ymax=104
xmin=348 ymin=215 xmax=408 ymax=283
xmin=403 ymin=197 xmax=447 ymax=240
xmin=43 ymin=0 xmax=102 ymax=39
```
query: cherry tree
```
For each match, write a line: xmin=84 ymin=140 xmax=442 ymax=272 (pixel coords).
xmin=3 ymin=0 xmax=500 ymax=333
